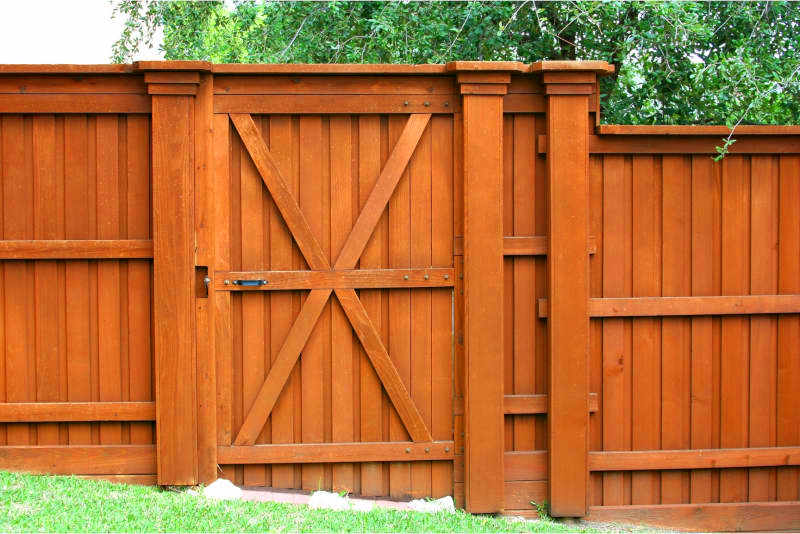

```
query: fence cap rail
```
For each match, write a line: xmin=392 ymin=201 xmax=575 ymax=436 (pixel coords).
xmin=597 ymin=124 xmax=800 ymax=136
xmin=0 ymin=60 xmax=614 ymax=77
xmin=0 ymin=64 xmax=136 ymax=74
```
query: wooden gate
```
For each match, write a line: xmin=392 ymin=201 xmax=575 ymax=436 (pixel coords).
xmin=210 ymin=111 xmax=456 ymax=496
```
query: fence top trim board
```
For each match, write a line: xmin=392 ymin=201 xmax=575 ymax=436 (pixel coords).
xmin=597 ymin=124 xmax=800 ymax=135
xmin=0 ymin=60 xmax=615 ymax=76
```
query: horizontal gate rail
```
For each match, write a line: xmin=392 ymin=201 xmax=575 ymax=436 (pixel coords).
xmin=0 ymin=402 xmax=156 ymax=422
xmin=218 ymin=441 xmax=455 ymax=464
xmin=589 ymin=446 xmax=800 ymax=471
xmin=0 ymin=239 xmax=154 ymax=259
xmin=538 ymin=294 xmax=800 ymax=318
xmin=214 ymin=268 xmax=454 ymax=290
xmin=216 ymin=94 xmax=455 ymax=114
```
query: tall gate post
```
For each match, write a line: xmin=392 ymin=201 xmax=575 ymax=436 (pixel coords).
xmin=139 ymin=61 xmax=213 ymax=485
xmin=449 ymin=62 xmax=516 ymax=513
xmin=539 ymin=64 xmax=598 ymax=517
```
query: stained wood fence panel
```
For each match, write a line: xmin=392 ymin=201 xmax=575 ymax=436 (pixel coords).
xmin=588 ymin=152 xmax=800 ymax=508
xmin=0 ymin=111 xmax=155 ymax=479
xmin=500 ymin=112 xmax=549 ymax=515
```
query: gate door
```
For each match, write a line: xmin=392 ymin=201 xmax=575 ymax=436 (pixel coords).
xmin=213 ymin=112 xmax=455 ymax=497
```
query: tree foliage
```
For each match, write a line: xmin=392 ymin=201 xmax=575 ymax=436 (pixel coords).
xmin=112 ymin=1 xmax=800 ymax=125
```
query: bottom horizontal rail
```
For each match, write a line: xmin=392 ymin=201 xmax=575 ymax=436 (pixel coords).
xmin=585 ymin=501 xmax=800 ymax=532
xmin=218 ymin=441 xmax=455 ymax=464
xmin=0 ymin=445 xmax=156 ymax=475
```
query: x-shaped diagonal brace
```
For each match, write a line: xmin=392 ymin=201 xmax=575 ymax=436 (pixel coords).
xmin=229 ymin=113 xmax=432 ymax=446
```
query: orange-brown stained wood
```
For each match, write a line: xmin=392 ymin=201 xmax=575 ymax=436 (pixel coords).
xmin=546 ymin=86 xmax=591 ymax=516
xmin=151 ymin=94 xmax=198 ymax=485
xmin=462 ymin=91 xmax=506 ymax=513
xmin=2 ymin=63 xmax=800 ymax=531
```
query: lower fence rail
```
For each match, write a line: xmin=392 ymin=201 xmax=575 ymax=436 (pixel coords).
xmin=586 ymin=502 xmax=800 ymax=533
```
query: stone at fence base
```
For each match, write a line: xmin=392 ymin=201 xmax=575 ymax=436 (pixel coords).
xmin=203 ymin=478 xmax=243 ymax=500
xmin=408 ymin=496 xmax=455 ymax=514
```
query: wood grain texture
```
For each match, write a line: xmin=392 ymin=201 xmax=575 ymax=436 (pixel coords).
xmin=0 ymin=239 xmax=152 ymax=259
xmin=0 ymin=445 xmax=156 ymax=475
xmin=214 ymin=268 xmax=454 ymax=290
xmin=219 ymin=441 xmax=454 ymax=464
xmin=216 ymin=95 xmax=454 ymax=114
xmin=334 ymin=114 xmax=430 ymax=269
xmin=504 ymin=394 xmax=599 ymax=414
xmin=586 ymin=502 xmax=800 ymax=532
xmin=546 ymin=91 xmax=590 ymax=516
xmin=335 ymin=288 xmax=432 ymax=443
xmin=0 ymin=402 xmax=155 ymax=422
xmin=151 ymin=95 xmax=197 ymax=485
xmin=538 ymin=295 xmax=800 ymax=318
xmin=230 ymin=113 xmax=329 ymax=271
xmin=590 ymin=447 xmax=800 ymax=471
xmin=233 ymin=289 xmax=331 ymax=445
xmin=0 ymin=94 xmax=151 ymax=113
xmin=462 ymin=92 xmax=505 ymax=513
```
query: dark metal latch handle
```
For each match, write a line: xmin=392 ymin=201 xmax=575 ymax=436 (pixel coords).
xmin=233 ymin=279 xmax=268 ymax=286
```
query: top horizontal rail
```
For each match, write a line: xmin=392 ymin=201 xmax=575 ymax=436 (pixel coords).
xmin=597 ymin=124 xmax=800 ymax=136
xmin=0 ymin=60 xmax=614 ymax=76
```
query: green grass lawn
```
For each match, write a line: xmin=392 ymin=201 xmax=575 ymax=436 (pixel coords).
xmin=0 ymin=471 xmax=600 ymax=533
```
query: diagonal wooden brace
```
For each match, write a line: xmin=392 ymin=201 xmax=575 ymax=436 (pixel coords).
xmin=231 ymin=113 xmax=433 ymax=446
xmin=230 ymin=113 xmax=330 ymax=271
xmin=334 ymin=288 xmax=433 ymax=442
xmin=233 ymin=289 xmax=331 ymax=445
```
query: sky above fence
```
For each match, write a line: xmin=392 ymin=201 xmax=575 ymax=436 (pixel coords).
xmin=0 ymin=0 xmax=162 ymax=63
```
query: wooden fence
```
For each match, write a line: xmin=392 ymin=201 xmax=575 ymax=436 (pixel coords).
xmin=0 ymin=60 xmax=798 ymax=531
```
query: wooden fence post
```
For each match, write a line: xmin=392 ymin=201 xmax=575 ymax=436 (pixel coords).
xmin=139 ymin=61 xmax=213 ymax=486
xmin=539 ymin=64 xmax=596 ymax=517
xmin=449 ymin=61 xmax=517 ymax=513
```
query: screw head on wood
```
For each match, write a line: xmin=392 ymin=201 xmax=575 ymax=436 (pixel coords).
xmin=403 ymin=275 xmax=409 ymax=280
xmin=224 ymin=280 xmax=231 ymax=285
xmin=423 ymin=101 xmax=430 ymax=107
xmin=444 ymin=274 xmax=449 ymax=280
xmin=444 ymin=101 xmax=449 ymax=107
xmin=403 ymin=101 xmax=409 ymax=106
xmin=405 ymin=447 xmax=411 ymax=453
xmin=425 ymin=447 xmax=430 ymax=453
xmin=444 ymin=447 xmax=450 ymax=452
xmin=424 ymin=274 xmax=430 ymax=280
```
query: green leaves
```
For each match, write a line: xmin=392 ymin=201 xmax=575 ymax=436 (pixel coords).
xmin=111 ymin=0 xmax=800 ymax=126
